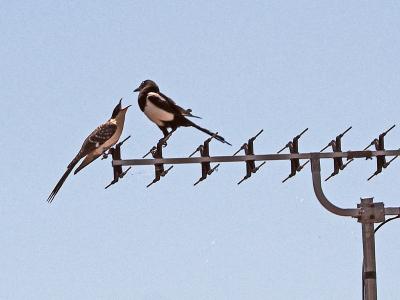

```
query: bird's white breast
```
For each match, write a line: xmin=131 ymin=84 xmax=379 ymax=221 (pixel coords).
xmin=144 ymin=97 xmax=174 ymax=126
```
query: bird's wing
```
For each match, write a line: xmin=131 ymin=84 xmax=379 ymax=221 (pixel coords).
xmin=77 ymin=122 xmax=118 ymax=158
xmin=158 ymin=92 xmax=177 ymax=105
xmin=47 ymin=121 xmax=118 ymax=203
xmin=147 ymin=92 xmax=179 ymax=114
xmin=156 ymin=92 xmax=202 ymax=119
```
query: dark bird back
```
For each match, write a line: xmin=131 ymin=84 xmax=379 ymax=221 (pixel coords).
xmin=134 ymin=80 xmax=231 ymax=145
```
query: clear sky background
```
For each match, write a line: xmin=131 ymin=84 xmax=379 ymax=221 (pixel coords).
xmin=1 ymin=1 xmax=400 ymax=299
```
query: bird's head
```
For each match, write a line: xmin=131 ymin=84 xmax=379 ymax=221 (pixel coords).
xmin=111 ymin=98 xmax=131 ymax=118
xmin=133 ymin=79 xmax=159 ymax=93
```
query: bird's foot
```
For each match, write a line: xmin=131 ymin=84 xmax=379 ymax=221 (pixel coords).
xmin=158 ymin=134 xmax=173 ymax=147
xmin=158 ymin=137 xmax=168 ymax=147
xmin=101 ymin=149 xmax=112 ymax=160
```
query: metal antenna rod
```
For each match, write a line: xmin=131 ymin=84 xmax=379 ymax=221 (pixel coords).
xmin=360 ymin=198 xmax=378 ymax=300
xmin=310 ymin=157 xmax=400 ymax=300
xmin=114 ymin=150 xmax=400 ymax=167
xmin=364 ymin=125 xmax=396 ymax=151
xmin=111 ymin=138 xmax=400 ymax=299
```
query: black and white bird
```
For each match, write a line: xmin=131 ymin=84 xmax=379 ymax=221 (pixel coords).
xmin=133 ymin=80 xmax=231 ymax=145
xmin=47 ymin=99 xmax=131 ymax=203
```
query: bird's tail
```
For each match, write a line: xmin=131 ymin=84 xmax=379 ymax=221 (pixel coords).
xmin=74 ymin=154 xmax=100 ymax=175
xmin=47 ymin=155 xmax=81 ymax=203
xmin=184 ymin=119 xmax=232 ymax=146
xmin=184 ymin=109 xmax=202 ymax=119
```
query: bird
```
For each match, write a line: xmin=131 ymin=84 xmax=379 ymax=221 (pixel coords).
xmin=47 ymin=99 xmax=131 ymax=203
xmin=133 ymin=80 xmax=231 ymax=145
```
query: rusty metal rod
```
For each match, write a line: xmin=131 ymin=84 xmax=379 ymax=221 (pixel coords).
xmin=113 ymin=150 xmax=400 ymax=166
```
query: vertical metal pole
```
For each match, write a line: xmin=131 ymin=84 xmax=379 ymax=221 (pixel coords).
xmin=361 ymin=198 xmax=377 ymax=300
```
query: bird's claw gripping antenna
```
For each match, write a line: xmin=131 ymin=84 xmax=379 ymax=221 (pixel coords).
xmin=278 ymin=128 xmax=308 ymax=183
xmin=156 ymin=129 xmax=176 ymax=148
xmin=104 ymin=135 xmax=132 ymax=189
xmin=363 ymin=125 xmax=398 ymax=181
xmin=102 ymin=135 xmax=131 ymax=160
xmin=189 ymin=133 xmax=220 ymax=186
xmin=234 ymin=129 xmax=266 ymax=185
xmin=145 ymin=139 xmax=173 ymax=188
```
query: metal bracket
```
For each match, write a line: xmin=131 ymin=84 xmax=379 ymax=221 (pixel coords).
xmin=278 ymin=128 xmax=308 ymax=183
xmin=189 ymin=134 xmax=220 ymax=186
xmin=233 ymin=129 xmax=265 ymax=185
xmin=104 ymin=136 xmax=132 ymax=189
xmin=144 ymin=140 xmax=173 ymax=188
xmin=310 ymin=156 xmax=360 ymax=217
xmin=357 ymin=198 xmax=385 ymax=224
xmin=309 ymin=156 xmax=400 ymax=300
xmin=363 ymin=125 xmax=398 ymax=181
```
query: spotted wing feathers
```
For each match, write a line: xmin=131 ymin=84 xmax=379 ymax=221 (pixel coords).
xmin=79 ymin=122 xmax=117 ymax=155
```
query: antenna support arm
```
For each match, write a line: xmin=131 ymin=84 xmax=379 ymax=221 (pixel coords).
xmin=310 ymin=156 xmax=360 ymax=217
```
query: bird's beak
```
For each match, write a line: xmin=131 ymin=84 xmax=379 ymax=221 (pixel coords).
xmin=133 ymin=87 xmax=140 ymax=92
xmin=123 ymin=105 xmax=132 ymax=110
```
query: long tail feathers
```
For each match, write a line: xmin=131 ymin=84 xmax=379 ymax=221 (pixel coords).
xmin=185 ymin=109 xmax=202 ymax=119
xmin=186 ymin=119 xmax=232 ymax=146
xmin=47 ymin=156 xmax=80 ymax=203
xmin=187 ymin=114 xmax=201 ymax=119
xmin=47 ymin=167 xmax=74 ymax=203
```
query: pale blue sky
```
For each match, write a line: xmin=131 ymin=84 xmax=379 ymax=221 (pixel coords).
xmin=1 ymin=1 xmax=400 ymax=299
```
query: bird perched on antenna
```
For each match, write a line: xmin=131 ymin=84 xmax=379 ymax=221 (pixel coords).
xmin=133 ymin=80 xmax=231 ymax=146
xmin=47 ymin=99 xmax=131 ymax=203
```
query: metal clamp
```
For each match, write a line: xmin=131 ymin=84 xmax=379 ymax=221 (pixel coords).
xmin=189 ymin=134 xmax=220 ymax=186
xmin=278 ymin=128 xmax=308 ymax=183
xmin=144 ymin=140 xmax=173 ymax=188
xmin=357 ymin=198 xmax=385 ymax=224
xmin=301 ymin=127 xmax=353 ymax=181
xmin=104 ymin=136 xmax=132 ymax=189
xmin=363 ymin=125 xmax=398 ymax=180
xmin=234 ymin=129 xmax=266 ymax=185
xmin=324 ymin=126 xmax=353 ymax=181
